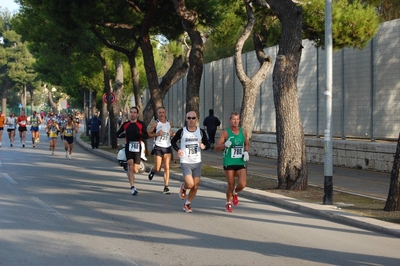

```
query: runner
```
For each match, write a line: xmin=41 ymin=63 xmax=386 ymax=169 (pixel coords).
xmin=61 ymin=115 xmax=78 ymax=159
xmin=147 ymin=107 xmax=174 ymax=194
xmin=0 ymin=111 xmax=5 ymax=147
xmin=171 ymin=111 xmax=210 ymax=213
xmin=30 ymin=111 xmax=42 ymax=148
xmin=6 ymin=113 xmax=16 ymax=147
xmin=215 ymin=111 xmax=250 ymax=212
xmin=116 ymin=107 xmax=149 ymax=195
xmin=17 ymin=111 xmax=28 ymax=148
xmin=46 ymin=118 xmax=60 ymax=155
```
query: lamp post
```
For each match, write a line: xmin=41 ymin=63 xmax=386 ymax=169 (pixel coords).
xmin=323 ymin=0 xmax=333 ymax=204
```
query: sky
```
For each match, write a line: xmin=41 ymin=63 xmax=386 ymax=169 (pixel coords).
xmin=1 ymin=0 xmax=20 ymax=12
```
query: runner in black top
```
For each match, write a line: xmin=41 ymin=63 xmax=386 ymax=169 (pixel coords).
xmin=116 ymin=107 xmax=149 ymax=195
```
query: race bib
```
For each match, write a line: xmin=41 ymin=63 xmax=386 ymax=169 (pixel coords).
xmin=231 ymin=145 xmax=244 ymax=159
xmin=129 ymin=141 xmax=140 ymax=152
xmin=66 ymin=129 xmax=73 ymax=135
xmin=185 ymin=144 xmax=199 ymax=158
xmin=21 ymin=120 xmax=27 ymax=125
xmin=158 ymin=132 xmax=169 ymax=141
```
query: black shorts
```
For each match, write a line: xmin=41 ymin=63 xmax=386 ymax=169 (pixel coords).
xmin=18 ymin=127 xmax=27 ymax=132
xmin=64 ymin=136 xmax=74 ymax=144
xmin=7 ymin=128 xmax=15 ymax=132
xmin=0 ymin=127 xmax=3 ymax=131
xmin=153 ymin=145 xmax=172 ymax=157
xmin=125 ymin=145 xmax=141 ymax=164
xmin=223 ymin=165 xmax=246 ymax=171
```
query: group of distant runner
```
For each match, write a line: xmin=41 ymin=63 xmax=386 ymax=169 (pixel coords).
xmin=0 ymin=110 xmax=80 ymax=159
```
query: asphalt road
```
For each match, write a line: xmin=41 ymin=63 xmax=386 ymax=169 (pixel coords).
xmin=1 ymin=131 xmax=400 ymax=265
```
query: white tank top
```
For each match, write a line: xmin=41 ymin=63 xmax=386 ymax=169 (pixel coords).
xmin=180 ymin=127 xmax=202 ymax=164
xmin=7 ymin=117 xmax=16 ymax=129
xmin=154 ymin=120 xmax=171 ymax=148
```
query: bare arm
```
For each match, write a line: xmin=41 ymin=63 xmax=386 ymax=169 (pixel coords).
xmin=214 ymin=130 xmax=228 ymax=151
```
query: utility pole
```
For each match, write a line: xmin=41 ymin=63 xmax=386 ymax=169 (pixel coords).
xmin=323 ymin=0 xmax=333 ymax=204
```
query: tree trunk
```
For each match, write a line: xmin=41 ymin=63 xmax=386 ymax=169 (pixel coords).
xmin=110 ymin=58 xmax=124 ymax=149
xmin=384 ymin=132 xmax=400 ymax=211
xmin=99 ymin=55 xmax=111 ymax=145
xmin=48 ymin=91 xmax=58 ymax=114
xmin=140 ymin=51 xmax=188 ymax=126
xmin=266 ymin=0 xmax=308 ymax=190
xmin=235 ymin=0 xmax=272 ymax=140
xmin=28 ymin=86 xmax=34 ymax=115
xmin=1 ymin=80 xmax=10 ymax=115
xmin=126 ymin=45 xmax=142 ymax=120
xmin=172 ymin=0 xmax=203 ymax=117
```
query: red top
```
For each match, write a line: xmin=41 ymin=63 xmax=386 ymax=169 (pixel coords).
xmin=17 ymin=115 xmax=28 ymax=127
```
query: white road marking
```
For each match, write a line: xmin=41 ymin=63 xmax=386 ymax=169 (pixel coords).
xmin=31 ymin=197 xmax=65 ymax=219
xmin=2 ymin=173 xmax=18 ymax=184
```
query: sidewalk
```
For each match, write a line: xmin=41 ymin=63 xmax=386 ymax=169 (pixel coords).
xmin=75 ymin=136 xmax=400 ymax=238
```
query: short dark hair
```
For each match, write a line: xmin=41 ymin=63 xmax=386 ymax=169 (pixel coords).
xmin=130 ymin=106 xmax=139 ymax=113
xmin=209 ymin=109 xmax=214 ymax=115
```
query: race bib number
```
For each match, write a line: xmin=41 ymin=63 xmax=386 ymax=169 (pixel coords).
xmin=129 ymin=141 xmax=140 ymax=152
xmin=21 ymin=120 xmax=27 ymax=125
xmin=158 ymin=132 xmax=169 ymax=141
xmin=231 ymin=145 xmax=244 ymax=159
xmin=66 ymin=129 xmax=73 ymax=135
xmin=185 ymin=144 xmax=199 ymax=157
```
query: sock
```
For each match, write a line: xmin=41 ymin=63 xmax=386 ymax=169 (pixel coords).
xmin=32 ymin=137 xmax=35 ymax=144
xmin=130 ymin=186 xmax=135 ymax=189
xmin=185 ymin=200 xmax=191 ymax=205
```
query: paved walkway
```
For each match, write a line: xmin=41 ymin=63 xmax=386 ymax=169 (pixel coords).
xmin=76 ymin=134 xmax=400 ymax=238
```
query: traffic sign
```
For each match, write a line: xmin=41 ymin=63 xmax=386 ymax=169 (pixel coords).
xmin=103 ymin=92 xmax=116 ymax=104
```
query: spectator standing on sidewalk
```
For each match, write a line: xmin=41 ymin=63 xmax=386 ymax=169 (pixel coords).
xmin=203 ymin=109 xmax=221 ymax=150
xmin=147 ymin=107 xmax=174 ymax=194
xmin=116 ymin=107 xmax=149 ymax=196
xmin=171 ymin=111 xmax=210 ymax=213
xmin=215 ymin=111 xmax=249 ymax=213
xmin=88 ymin=112 xmax=101 ymax=149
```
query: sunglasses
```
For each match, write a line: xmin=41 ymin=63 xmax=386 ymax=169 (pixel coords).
xmin=186 ymin=116 xmax=196 ymax=120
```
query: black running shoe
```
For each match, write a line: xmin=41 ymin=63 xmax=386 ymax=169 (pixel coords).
xmin=148 ymin=166 xmax=155 ymax=180
xmin=163 ymin=186 xmax=171 ymax=195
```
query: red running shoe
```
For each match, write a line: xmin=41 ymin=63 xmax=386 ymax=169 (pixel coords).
xmin=225 ymin=202 xmax=233 ymax=212
xmin=179 ymin=182 xmax=186 ymax=200
xmin=232 ymin=194 xmax=239 ymax=206
xmin=183 ymin=203 xmax=192 ymax=213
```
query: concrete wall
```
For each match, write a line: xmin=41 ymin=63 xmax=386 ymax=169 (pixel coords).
xmin=250 ymin=133 xmax=396 ymax=172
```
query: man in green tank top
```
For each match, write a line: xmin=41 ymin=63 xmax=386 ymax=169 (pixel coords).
xmin=215 ymin=111 xmax=249 ymax=212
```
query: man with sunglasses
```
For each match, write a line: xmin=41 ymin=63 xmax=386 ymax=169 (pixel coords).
xmin=171 ymin=111 xmax=210 ymax=213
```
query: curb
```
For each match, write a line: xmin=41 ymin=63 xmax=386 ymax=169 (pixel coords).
xmin=75 ymin=136 xmax=400 ymax=238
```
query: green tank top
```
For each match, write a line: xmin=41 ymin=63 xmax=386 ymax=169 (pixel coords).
xmin=223 ymin=127 xmax=245 ymax=167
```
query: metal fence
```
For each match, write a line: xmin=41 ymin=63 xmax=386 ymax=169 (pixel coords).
xmin=145 ymin=18 xmax=400 ymax=140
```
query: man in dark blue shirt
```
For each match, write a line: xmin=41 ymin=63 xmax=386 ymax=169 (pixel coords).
xmin=203 ymin=109 xmax=221 ymax=150
xmin=88 ymin=112 xmax=101 ymax=149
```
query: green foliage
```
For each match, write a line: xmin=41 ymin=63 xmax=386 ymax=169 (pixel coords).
xmin=302 ymin=0 xmax=380 ymax=50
